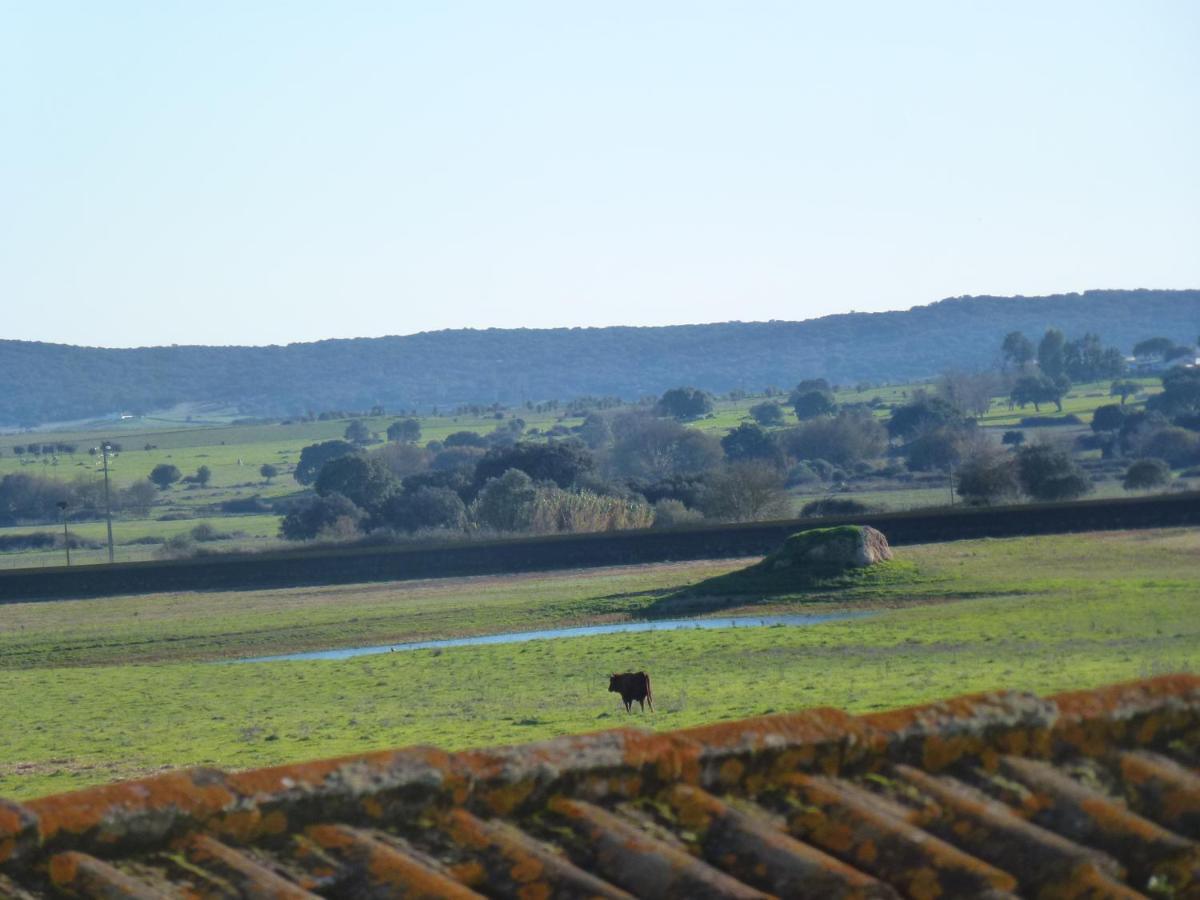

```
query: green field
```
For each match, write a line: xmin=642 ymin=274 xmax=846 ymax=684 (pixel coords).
xmin=0 ymin=527 xmax=1195 ymax=800
xmin=0 ymin=375 xmax=1176 ymax=568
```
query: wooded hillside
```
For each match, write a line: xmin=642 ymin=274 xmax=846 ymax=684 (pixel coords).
xmin=2 ymin=289 xmax=1196 ymax=425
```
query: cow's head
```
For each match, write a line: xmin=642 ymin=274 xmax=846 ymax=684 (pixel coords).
xmin=608 ymin=674 xmax=619 ymax=692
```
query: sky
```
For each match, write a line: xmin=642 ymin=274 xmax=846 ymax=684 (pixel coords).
xmin=2 ymin=2 xmax=1198 ymax=348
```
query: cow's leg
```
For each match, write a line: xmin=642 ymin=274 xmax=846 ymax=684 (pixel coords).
xmin=638 ymin=698 xmax=645 ymax=711
xmin=623 ymin=698 xmax=632 ymax=712
xmin=646 ymin=695 xmax=653 ymax=712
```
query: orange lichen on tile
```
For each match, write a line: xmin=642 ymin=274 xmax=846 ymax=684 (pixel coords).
xmin=0 ymin=676 xmax=1195 ymax=898
xmin=27 ymin=767 xmax=235 ymax=853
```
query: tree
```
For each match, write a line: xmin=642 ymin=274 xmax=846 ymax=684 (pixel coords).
xmin=791 ymin=390 xmax=836 ymax=421
xmin=792 ymin=378 xmax=832 ymax=395
xmin=955 ymin=442 xmax=1020 ymax=505
xmin=279 ymin=493 xmax=364 ymax=540
xmin=937 ymin=371 xmax=1000 ymax=417
xmin=1015 ymin=444 xmax=1090 ymax=501
xmin=1001 ymin=331 xmax=1035 ymax=368
xmin=1122 ymin=458 xmax=1170 ymax=491
xmin=344 ymin=419 xmax=371 ymax=445
xmin=294 ymin=440 xmax=356 ymax=485
xmin=314 ymin=454 xmax=397 ymax=511
xmin=259 ymin=464 xmax=279 ymax=483
xmin=378 ymin=486 xmax=468 ymax=532
xmin=655 ymin=387 xmax=713 ymax=421
xmin=777 ymin=411 xmax=886 ymax=467
xmin=1110 ymin=381 xmax=1141 ymax=405
xmin=1010 ymin=374 xmax=1067 ymax=413
xmin=1038 ymin=329 xmax=1066 ymax=379
xmin=371 ymin=442 xmax=429 ymax=480
xmin=119 ymin=480 xmax=158 ymax=516
xmin=700 ymin=461 xmax=792 ymax=523
xmin=1147 ymin=368 xmax=1200 ymax=418
xmin=903 ymin=426 xmax=967 ymax=472
xmin=1135 ymin=427 xmax=1200 ymax=467
xmin=386 ymin=418 xmax=422 ymax=443
xmin=1090 ymin=404 xmax=1126 ymax=433
xmin=609 ymin=415 xmax=722 ymax=480
xmin=444 ymin=430 xmax=489 ymax=449
xmin=1062 ymin=333 xmax=1125 ymax=382
xmin=578 ymin=414 xmax=613 ymax=449
xmin=748 ymin=401 xmax=785 ymax=427
xmin=887 ymin=395 xmax=963 ymax=440
xmin=1133 ymin=337 xmax=1175 ymax=359
xmin=195 ymin=465 xmax=212 ymax=487
xmin=720 ymin=423 xmax=783 ymax=466
xmin=149 ymin=464 xmax=182 ymax=491
xmin=472 ymin=469 xmax=538 ymax=531
xmin=473 ymin=441 xmax=594 ymax=492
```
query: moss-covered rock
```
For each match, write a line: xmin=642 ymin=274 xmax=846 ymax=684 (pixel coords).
xmin=759 ymin=525 xmax=892 ymax=571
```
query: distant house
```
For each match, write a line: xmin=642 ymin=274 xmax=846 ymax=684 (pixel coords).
xmin=1127 ymin=350 xmax=1199 ymax=374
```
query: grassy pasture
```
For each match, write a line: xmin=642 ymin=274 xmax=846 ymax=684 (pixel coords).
xmin=0 ymin=527 xmax=1195 ymax=800
xmin=0 ymin=376 xmax=1172 ymax=569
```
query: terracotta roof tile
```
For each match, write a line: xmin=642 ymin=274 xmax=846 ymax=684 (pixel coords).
xmin=1 ymin=674 xmax=1197 ymax=897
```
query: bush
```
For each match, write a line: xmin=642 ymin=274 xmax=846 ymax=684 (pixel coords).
xmin=220 ymin=495 xmax=273 ymax=514
xmin=1017 ymin=415 xmax=1083 ymax=427
xmin=652 ymin=499 xmax=704 ymax=529
xmin=378 ymin=486 xmax=468 ymax=533
xmin=1123 ymin=458 xmax=1171 ymax=491
xmin=190 ymin=523 xmax=231 ymax=542
xmin=748 ymin=401 xmax=785 ymax=427
xmin=777 ymin=411 xmax=886 ymax=467
xmin=294 ymin=440 xmax=356 ymax=485
xmin=955 ymin=445 xmax=1020 ymax=505
xmin=279 ymin=493 xmax=365 ymax=541
xmin=1015 ymin=444 xmax=1091 ymax=501
xmin=1135 ymin=426 xmax=1200 ymax=468
xmin=148 ymin=464 xmax=182 ymax=490
xmin=656 ymin=387 xmax=713 ymax=420
xmin=699 ymin=461 xmax=792 ymax=523
xmin=800 ymin=498 xmax=870 ymax=517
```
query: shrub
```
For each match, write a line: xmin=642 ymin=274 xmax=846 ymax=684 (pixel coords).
xmin=148 ymin=464 xmax=182 ymax=490
xmin=279 ymin=493 xmax=365 ymax=540
xmin=652 ymin=499 xmax=704 ymax=529
xmin=748 ymin=401 xmax=785 ymax=427
xmin=1015 ymin=444 xmax=1091 ymax=501
xmin=800 ymin=498 xmax=870 ymax=517
xmin=1017 ymin=415 xmax=1083 ymax=427
xmin=1135 ymin=426 xmax=1200 ymax=468
xmin=955 ymin=445 xmax=1020 ymax=505
xmin=1123 ymin=458 xmax=1171 ymax=491
xmin=378 ymin=486 xmax=468 ymax=533
xmin=699 ymin=461 xmax=792 ymax=523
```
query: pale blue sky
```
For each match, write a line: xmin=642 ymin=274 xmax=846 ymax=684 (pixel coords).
xmin=2 ymin=2 xmax=1197 ymax=347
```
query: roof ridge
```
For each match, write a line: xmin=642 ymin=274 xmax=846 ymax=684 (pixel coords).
xmin=1 ymin=674 xmax=1195 ymax=866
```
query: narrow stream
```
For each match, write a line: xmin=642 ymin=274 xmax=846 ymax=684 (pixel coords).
xmin=232 ymin=611 xmax=871 ymax=663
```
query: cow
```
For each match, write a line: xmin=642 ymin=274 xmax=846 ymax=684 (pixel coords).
xmin=609 ymin=672 xmax=653 ymax=712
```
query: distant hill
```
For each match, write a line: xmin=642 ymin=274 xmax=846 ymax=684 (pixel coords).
xmin=2 ymin=289 xmax=1197 ymax=426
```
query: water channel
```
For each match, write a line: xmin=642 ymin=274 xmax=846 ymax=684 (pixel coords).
xmin=233 ymin=611 xmax=871 ymax=664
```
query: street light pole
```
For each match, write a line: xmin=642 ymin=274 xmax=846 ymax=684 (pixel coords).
xmin=56 ymin=500 xmax=70 ymax=566
xmin=101 ymin=442 xmax=115 ymax=564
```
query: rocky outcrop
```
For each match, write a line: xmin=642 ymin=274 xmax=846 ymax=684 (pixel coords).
xmin=761 ymin=525 xmax=893 ymax=571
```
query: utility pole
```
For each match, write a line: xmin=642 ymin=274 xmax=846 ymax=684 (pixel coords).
xmin=948 ymin=462 xmax=956 ymax=507
xmin=100 ymin=442 xmax=115 ymax=563
xmin=56 ymin=501 xmax=70 ymax=566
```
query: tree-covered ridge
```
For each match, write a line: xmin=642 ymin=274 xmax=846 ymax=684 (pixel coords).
xmin=2 ymin=289 xmax=1197 ymax=426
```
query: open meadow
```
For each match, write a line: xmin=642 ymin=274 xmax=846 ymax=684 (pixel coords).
xmin=0 ymin=526 xmax=1196 ymax=800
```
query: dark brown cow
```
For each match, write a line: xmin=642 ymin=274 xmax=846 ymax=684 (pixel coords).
xmin=608 ymin=671 xmax=653 ymax=712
